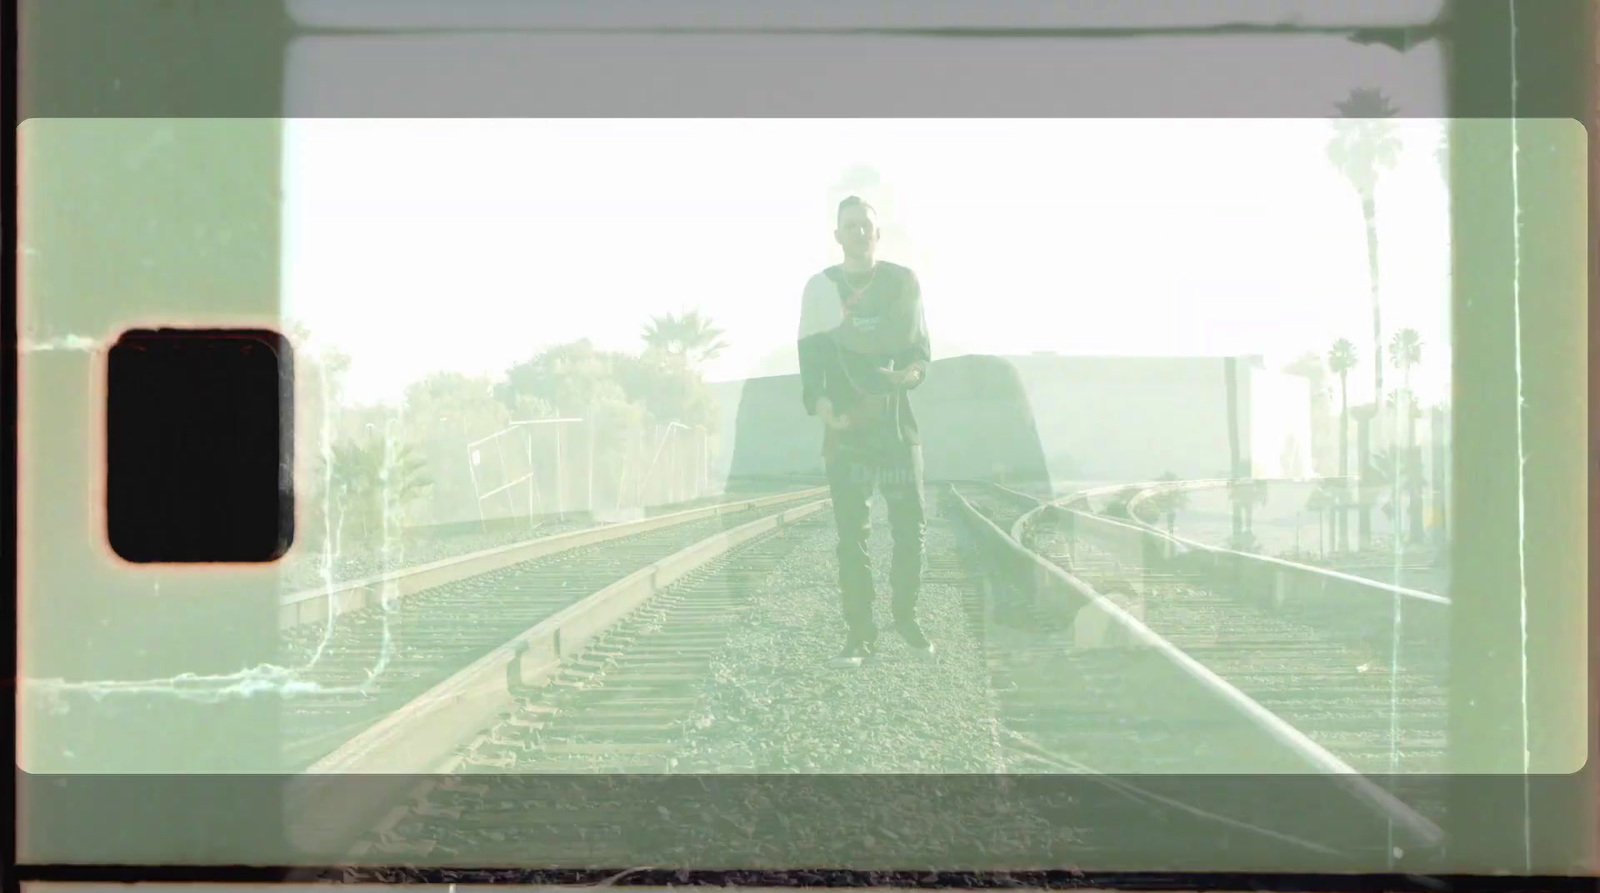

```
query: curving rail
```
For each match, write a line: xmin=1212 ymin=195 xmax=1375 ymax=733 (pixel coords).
xmin=947 ymin=480 xmax=1445 ymax=850
xmin=1119 ymin=477 xmax=1449 ymax=607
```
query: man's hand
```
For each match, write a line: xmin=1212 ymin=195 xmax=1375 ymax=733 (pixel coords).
xmin=883 ymin=365 xmax=920 ymax=388
xmin=816 ymin=397 xmax=850 ymax=430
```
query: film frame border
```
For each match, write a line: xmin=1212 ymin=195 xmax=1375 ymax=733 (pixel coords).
xmin=8 ymin=0 xmax=1596 ymax=885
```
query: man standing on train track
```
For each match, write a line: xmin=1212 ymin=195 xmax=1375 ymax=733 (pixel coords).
xmin=796 ymin=195 xmax=934 ymax=668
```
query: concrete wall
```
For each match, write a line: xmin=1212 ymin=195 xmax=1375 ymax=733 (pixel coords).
xmin=713 ymin=354 xmax=1052 ymax=487
xmin=710 ymin=353 xmax=1317 ymax=487
xmin=1005 ymin=353 xmax=1255 ymax=482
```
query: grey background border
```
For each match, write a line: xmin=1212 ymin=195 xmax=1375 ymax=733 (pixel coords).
xmin=10 ymin=0 xmax=1579 ymax=119
xmin=10 ymin=0 xmax=1596 ymax=882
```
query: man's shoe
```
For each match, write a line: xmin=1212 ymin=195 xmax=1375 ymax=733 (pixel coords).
xmin=828 ymin=638 xmax=875 ymax=668
xmin=897 ymin=621 xmax=935 ymax=656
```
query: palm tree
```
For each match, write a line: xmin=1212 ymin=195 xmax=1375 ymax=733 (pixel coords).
xmin=1389 ymin=328 xmax=1425 ymax=544
xmin=379 ymin=437 xmax=433 ymax=542
xmin=1389 ymin=329 xmax=1423 ymax=383
xmin=641 ymin=309 xmax=729 ymax=367
xmin=1327 ymin=338 xmax=1359 ymax=551
xmin=327 ymin=440 xmax=385 ymax=550
xmin=1367 ymin=445 xmax=1424 ymax=542
xmin=1329 ymin=88 xmax=1402 ymax=404
xmin=1384 ymin=389 xmax=1427 ymax=543
xmin=326 ymin=434 xmax=433 ymax=550
xmin=1329 ymin=87 xmax=1402 ymax=550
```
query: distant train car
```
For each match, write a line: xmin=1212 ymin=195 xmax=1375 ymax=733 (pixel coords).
xmin=716 ymin=354 xmax=1052 ymax=488
xmin=712 ymin=352 xmax=1317 ymax=492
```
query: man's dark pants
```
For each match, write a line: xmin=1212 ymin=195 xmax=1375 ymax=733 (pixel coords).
xmin=823 ymin=441 xmax=927 ymax=644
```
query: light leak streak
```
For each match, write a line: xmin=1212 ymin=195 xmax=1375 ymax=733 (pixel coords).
xmin=301 ymin=349 xmax=344 ymax=669
xmin=29 ymin=664 xmax=351 ymax=711
xmin=24 ymin=341 xmax=412 ymax=712
xmin=1386 ymin=374 xmax=1405 ymax=867
xmin=1507 ymin=0 xmax=1533 ymax=872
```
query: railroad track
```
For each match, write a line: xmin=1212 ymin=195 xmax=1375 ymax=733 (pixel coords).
xmin=949 ymin=486 xmax=1291 ymax=775
xmin=441 ymin=524 xmax=815 ymax=776
xmin=344 ymin=513 xmax=838 ymax=862
xmin=1067 ymin=536 xmax=1447 ymax=774
xmin=286 ymin=493 xmax=830 ymax=859
xmin=283 ymin=477 xmax=1445 ymax=871
xmin=953 ymin=481 xmax=1042 ymax=540
xmin=300 ymin=483 xmax=1428 ymax=871
xmin=278 ymin=487 xmax=827 ymax=771
xmin=279 ymin=482 xmax=822 ymax=593
xmin=278 ymin=518 xmax=598 ymax=593
xmin=951 ymin=483 xmax=1444 ymax=863
xmin=977 ymin=480 xmax=1449 ymax=816
xmin=1113 ymin=481 xmax=1451 ymax=778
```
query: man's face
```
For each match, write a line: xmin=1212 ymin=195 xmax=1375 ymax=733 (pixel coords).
xmin=834 ymin=204 xmax=879 ymax=259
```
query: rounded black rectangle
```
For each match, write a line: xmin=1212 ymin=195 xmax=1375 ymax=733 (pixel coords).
xmin=105 ymin=328 xmax=294 ymax=563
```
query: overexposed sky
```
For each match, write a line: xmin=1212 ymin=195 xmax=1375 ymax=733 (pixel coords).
xmin=282 ymin=118 xmax=1453 ymax=407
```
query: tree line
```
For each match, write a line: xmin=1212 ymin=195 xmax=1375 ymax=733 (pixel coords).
xmin=291 ymin=310 xmax=729 ymax=553
xmin=1218 ymin=88 xmax=1445 ymax=558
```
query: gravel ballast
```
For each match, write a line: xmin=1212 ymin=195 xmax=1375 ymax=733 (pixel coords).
xmin=672 ymin=495 xmax=1004 ymax=775
xmin=339 ymin=489 xmax=1414 ymax=872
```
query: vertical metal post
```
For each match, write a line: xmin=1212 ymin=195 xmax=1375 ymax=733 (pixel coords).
xmin=555 ymin=422 xmax=564 ymax=519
